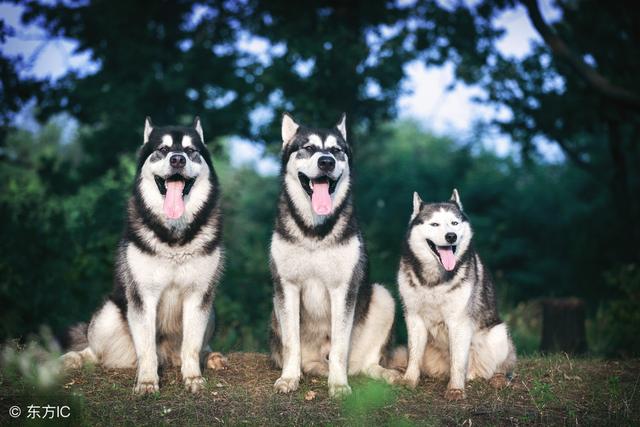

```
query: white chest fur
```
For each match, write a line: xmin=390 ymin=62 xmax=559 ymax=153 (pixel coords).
xmin=127 ymin=243 xmax=221 ymax=294
xmin=399 ymin=269 xmax=472 ymax=328
xmin=271 ymin=234 xmax=361 ymax=317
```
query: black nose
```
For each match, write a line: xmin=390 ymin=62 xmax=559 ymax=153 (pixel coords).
xmin=317 ymin=155 xmax=335 ymax=172
xmin=170 ymin=154 xmax=186 ymax=169
xmin=445 ymin=232 xmax=457 ymax=244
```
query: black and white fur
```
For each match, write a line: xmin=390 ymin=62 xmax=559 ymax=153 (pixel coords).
xmin=398 ymin=190 xmax=516 ymax=400
xmin=61 ymin=117 xmax=226 ymax=394
xmin=270 ymin=113 xmax=400 ymax=398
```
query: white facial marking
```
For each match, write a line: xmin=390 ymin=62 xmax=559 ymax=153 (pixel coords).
xmin=307 ymin=134 xmax=323 ymax=148
xmin=182 ymin=135 xmax=193 ymax=148
xmin=162 ymin=134 xmax=173 ymax=146
xmin=324 ymin=135 xmax=338 ymax=149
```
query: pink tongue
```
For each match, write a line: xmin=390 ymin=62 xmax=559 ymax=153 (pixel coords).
xmin=163 ymin=180 xmax=185 ymax=219
xmin=311 ymin=182 xmax=333 ymax=215
xmin=437 ymin=247 xmax=456 ymax=271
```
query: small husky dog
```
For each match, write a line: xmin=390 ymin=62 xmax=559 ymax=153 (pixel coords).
xmin=398 ymin=190 xmax=516 ymax=400
xmin=61 ymin=117 xmax=226 ymax=394
xmin=269 ymin=113 xmax=400 ymax=397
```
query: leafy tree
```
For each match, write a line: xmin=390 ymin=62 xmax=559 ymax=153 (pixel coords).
xmin=242 ymin=0 xmax=415 ymax=142
xmin=408 ymin=0 xmax=640 ymax=251
xmin=20 ymin=0 xmax=261 ymax=180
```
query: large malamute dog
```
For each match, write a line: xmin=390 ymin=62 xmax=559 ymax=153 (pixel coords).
xmin=269 ymin=113 xmax=400 ymax=397
xmin=398 ymin=190 xmax=516 ymax=400
xmin=61 ymin=117 xmax=225 ymax=394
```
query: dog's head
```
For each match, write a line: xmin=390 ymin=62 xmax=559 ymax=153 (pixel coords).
xmin=280 ymin=113 xmax=351 ymax=218
xmin=137 ymin=117 xmax=214 ymax=221
xmin=408 ymin=189 xmax=472 ymax=272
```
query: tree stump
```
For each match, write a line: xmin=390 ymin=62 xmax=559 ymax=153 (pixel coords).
xmin=540 ymin=298 xmax=588 ymax=354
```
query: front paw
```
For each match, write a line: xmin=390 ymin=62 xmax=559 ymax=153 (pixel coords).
xmin=134 ymin=380 xmax=159 ymax=395
xmin=444 ymin=388 xmax=466 ymax=401
xmin=206 ymin=352 xmax=228 ymax=370
xmin=329 ymin=382 xmax=352 ymax=398
xmin=274 ymin=376 xmax=300 ymax=394
xmin=400 ymin=374 xmax=419 ymax=389
xmin=382 ymin=368 xmax=402 ymax=384
xmin=489 ymin=373 xmax=509 ymax=389
xmin=184 ymin=376 xmax=205 ymax=393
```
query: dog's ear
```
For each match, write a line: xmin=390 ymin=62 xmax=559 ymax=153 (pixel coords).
xmin=143 ymin=116 xmax=153 ymax=144
xmin=193 ymin=116 xmax=204 ymax=143
xmin=411 ymin=191 xmax=423 ymax=221
xmin=335 ymin=112 xmax=347 ymax=141
xmin=281 ymin=112 xmax=299 ymax=146
xmin=450 ymin=188 xmax=463 ymax=211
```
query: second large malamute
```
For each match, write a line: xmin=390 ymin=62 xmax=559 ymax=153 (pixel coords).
xmin=61 ymin=117 xmax=226 ymax=394
xmin=398 ymin=190 xmax=516 ymax=400
xmin=269 ymin=113 xmax=400 ymax=397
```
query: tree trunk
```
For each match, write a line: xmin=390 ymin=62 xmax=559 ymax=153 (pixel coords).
xmin=540 ymin=298 xmax=588 ymax=354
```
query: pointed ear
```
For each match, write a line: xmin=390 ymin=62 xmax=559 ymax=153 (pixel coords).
xmin=193 ymin=116 xmax=204 ymax=143
xmin=281 ymin=113 xmax=299 ymax=146
xmin=450 ymin=188 xmax=463 ymax=210
xmin=335 ymin=112 xmax=347 ymax=141
xmin=411 ymin=191 xmax=423 ymax=221
xmin=143 ymin=116 xmax=153 ymax=144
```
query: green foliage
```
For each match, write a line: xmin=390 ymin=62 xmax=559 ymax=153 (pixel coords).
xmin=342 ymin=380 xmax=398 ymax=425
xmin=215 ymin=161 xmax=279 ymax=351
xmin=0 ymin=119 xmax=636 ymax=356
xmin=1 ymin=0 xmax=639 ymax=356
xmin=589 ymin=264 xmax=640 ymax=357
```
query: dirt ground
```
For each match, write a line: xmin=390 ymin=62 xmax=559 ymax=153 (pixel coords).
xmin=1 ymin=352 xmax=638 ymax=426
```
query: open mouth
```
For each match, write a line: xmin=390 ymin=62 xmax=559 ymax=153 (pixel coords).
xmin=154 ymin=174 xmax=196 ymax=220
xmin=297 ymin=173 xmax=339 ymax=196
xmin=298 ymin=173 xmax=340 ymax=216
xmin=154 ymin=174 xmax=195 ymax=196
xmin=427 ymin=239 xmax=457 ymax=272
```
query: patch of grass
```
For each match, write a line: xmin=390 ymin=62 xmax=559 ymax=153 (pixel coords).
xmin=1 ymin=352 xmax=639 ymax=426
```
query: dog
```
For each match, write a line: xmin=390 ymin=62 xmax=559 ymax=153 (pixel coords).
xmin=269 ymin=113 xmax=400 ymax=398
xmin=397 ymin=190 xmax=516 ymax=400
xmin=61 ymin=117 xmax=226 ymax=394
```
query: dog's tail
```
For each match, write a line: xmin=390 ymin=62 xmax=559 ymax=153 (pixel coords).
xmin=67 ymin=322 xmax=89 ymax=351
xmin=384 ymin=345 xmax=408 ymax=372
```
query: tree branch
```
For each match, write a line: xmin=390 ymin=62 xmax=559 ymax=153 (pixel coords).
xmin=522 ymin=0 xmax=640 ymax=111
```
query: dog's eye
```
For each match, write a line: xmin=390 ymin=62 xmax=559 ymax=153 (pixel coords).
xmin=158 ymin=146 xmax=170 ymax=154
xmin=430 ymin=223 xmax=439 ymax=227
xmin=184 ymin=147 xmax=196 ymax=155
xmin=303 ymin=146 xmax=315 ymax=152
xmin=451 ymin=221 xmax=459 ymax=226
xmin=329 ymin=147 xmax=342 ymax=154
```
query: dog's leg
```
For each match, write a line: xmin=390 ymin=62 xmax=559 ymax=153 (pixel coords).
xmin=402 ymin=312 xmax=427 ymax=388
xmin=348 ymin=284 xmax=400 ymax=384
xmin=445 ymin=319 xmax=473 ymax=401
xmin=127 ymin=295 xmax=159 ymax=394
xmin=128 ymin=296 xmax=160 ymax=395
xmin=327 ymin=285 xmax=354 ymax=397
xmin=273 ymin=283 xmax=301 ymax=394
xmin=180 ymin=290 xmax=212 ymax=393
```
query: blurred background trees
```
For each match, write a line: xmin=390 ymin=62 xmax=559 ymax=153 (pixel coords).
xmin=1 ymin=0 xmax=638 ymax=356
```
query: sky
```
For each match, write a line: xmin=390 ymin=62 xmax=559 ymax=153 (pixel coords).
xmin=0 ymin=1 xmax=562 ymax=173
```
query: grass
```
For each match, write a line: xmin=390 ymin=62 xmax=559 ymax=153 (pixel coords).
xmin=1 ymin=352 xmax=639 ymax=426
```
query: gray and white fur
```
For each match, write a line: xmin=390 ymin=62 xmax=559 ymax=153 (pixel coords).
xmin=398 ymin=190 xmax=516 ymax=400
xmin=270 ymin=113 xmax=400 ymax=397
xmin=61 ymin=117 xmax=226 ymax=394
